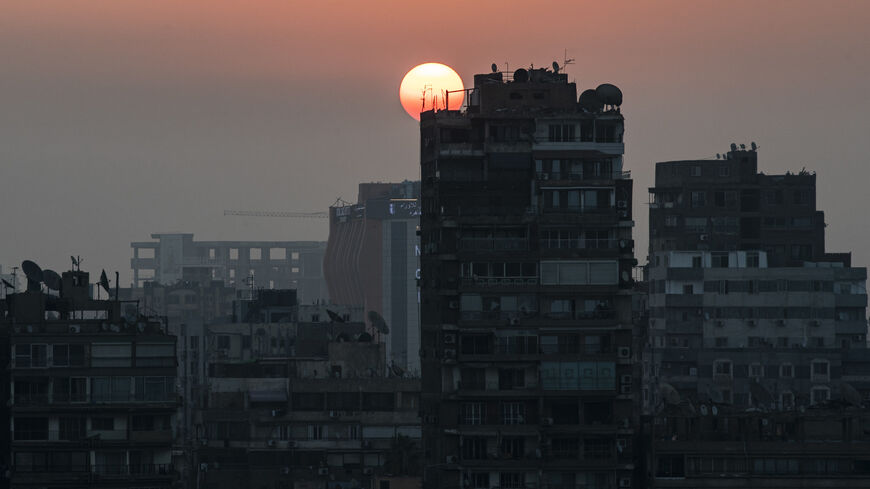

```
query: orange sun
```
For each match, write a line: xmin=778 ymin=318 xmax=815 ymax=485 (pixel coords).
xmin=399 ymin=63 xmax=464 ymax=121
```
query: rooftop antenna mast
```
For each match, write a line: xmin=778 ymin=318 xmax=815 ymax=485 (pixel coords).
xmin=562 ymin=49 xmax=576 ymax=80
xmin=421 ymin=84 xmax=432 ymax=112
xmin=11 ymin=266 xmax=18 ymax=293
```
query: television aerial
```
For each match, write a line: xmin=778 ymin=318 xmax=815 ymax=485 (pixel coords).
xmin=21 ymin=260 xmax=44 ymax=292
xmin=70 ymin=255 xmax=82 ymax=271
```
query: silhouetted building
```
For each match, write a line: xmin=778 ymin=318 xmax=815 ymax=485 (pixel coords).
xmin=645 ymin=147 xmax=870 ymax=487
xmin=131 ymin=233 xmax=328 ymax=302
xmin=2 ymin=264 xmax=179 ymax=488
xmin=324 ymin=181 xmax=422 ymax=373
xmin=419 ymin=66 xmax=637 ymax=489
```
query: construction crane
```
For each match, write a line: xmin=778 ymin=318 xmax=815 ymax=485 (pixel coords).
xmin=223 ymin=210 xmax=328 ymax=219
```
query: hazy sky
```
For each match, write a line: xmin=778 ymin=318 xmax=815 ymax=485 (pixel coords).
xmin=2 ymin=1 xmax=869 ymax=284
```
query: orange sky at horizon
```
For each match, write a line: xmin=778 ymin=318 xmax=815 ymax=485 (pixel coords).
xmin=2 ymin=0 xmax=870 ymax=280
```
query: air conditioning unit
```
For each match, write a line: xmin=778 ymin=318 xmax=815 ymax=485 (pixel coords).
xmin=199 ymin=463 xmax=208 ymax=472
xmin=620 ymin=374 xmax=632 ymax=385
xmin=699 ymin=234 xmax=709 ymax=241
xmin=68 ymin=325 xmax=81 ymax=333
xmin=318 ymin=467 xmax=329 ymax=476
xmin=617 ymin=200 xmax=627 ymax=209
xmin=446 ymin=455 xmax=458 ymax=464
xmin=363 ymin=468 xmax=374 ymax=475
xmin=542 ymin=417 xmax=554 ymax=426
xmin=619 ymin=477 xmax=632 ymax=488
xmin=619 ymin=385 xmax=632 ymax=394
xmin=444 ymin=334 xmax=456 ymax=345
xmin=617 ymin=347 xmax=631 ymax=359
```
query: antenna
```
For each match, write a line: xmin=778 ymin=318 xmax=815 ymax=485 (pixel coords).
xmin=71 ymin=255 xmax=82 ymax=271
xmin=562 ymin=49 xmax=575 ymax=73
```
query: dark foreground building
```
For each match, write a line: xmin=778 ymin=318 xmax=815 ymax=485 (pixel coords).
xmin=645 ymin=147 xmax=870 ymax=487
xmin=2 ymin=263 xmax=179 ymax=488
xmin=419 ymin=65 xmax=638 ymax=489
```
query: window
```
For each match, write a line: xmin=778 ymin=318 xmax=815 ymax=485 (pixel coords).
xmin=685 ymin=217 xmax=707 ymax=233
xmin=499 ymin=472 xmax=524 ymax=489
xmin=750 ymin=363 xmax=763 ymax=378
xmin=811 ymin=386 xmax=830 ymax=405
xmin=461 ymin=437 xmax=486 ymax=460
xmin=308 ymin=425 xmax=325 ymax=440
xmin=59 ymin=417 xmax=86 ymax=440
xmin=53 ymin=377 xmax=87 ymax=403
xmin=691 ymin=166 xmax=702 ymax=177
xmin=14 ymin=344 xmax=47 ymax=368
xmin=229 ymin=248 xmax=239 ymax=260
xmin=461 ymin=403 xmax=483 ymax=425
xmin=664 ymin=215 xmax=678 ymax=227
xmin=498 ymin=368 xmax=525 ymax=390
xmin=715 ymin=337 xmax=728 ymax=347
xmin=692 ymin=256 xmax=702 ymax=268
xmin=91 ymin=343 xmax=132 ymax=368
xmin=714 ymin=360 xmax=732 ymax=378
xmin=14 ymin=417 xmax=49 ymax=440
xmin=811 ymin=360 xmax=829 ymax=381
xmin=718 ymin=166 xmax=730 ymax=177
xmin=682 ymin=284 xmax=694 ymax=295
xmin=711 ymin=252 xmax=730 ymax=268
xmin=499 ymin=437 xmax=525 ymax=460
xmin=746 ymin=252 xmax=760 ymax=268
xmin=92 ymin=417 xmax=114 ymax=430
xmin=780 ymin=364 xmax=794 ymax=378
xmin=691 ymin=191 xmax=706 ymax=207
xmin=781 ymin=392 xmax=795 ymax=410
xmin=502 ymin=402 xmax=525 ymax=425
xmin=217 ymin=335 xmax=230 ymax=349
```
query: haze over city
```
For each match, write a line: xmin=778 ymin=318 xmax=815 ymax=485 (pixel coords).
xmin=1 ymin=0 xmax=869 ymax=282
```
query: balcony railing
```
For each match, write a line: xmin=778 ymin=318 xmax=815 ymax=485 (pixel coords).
xmin=459 ymin=238 xmax=529 ymax=251
xmin=94 ymin=464 xmax=174 ymax=476
xmin=536 ymin=171 xmax=630 ymax=181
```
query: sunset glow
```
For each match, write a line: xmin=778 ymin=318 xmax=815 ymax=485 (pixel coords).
xmin=399 ymin=63 xmax=464 ymax=121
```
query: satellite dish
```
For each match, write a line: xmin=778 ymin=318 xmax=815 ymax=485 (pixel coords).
xmin=740 ymin=143 xmax=746 ymax=150
xmin=578 ymin=89 xmax=604 ymax=113
xmin=1 ymin=278 xmax=13 ymax=290
xmin=730 ymin=143 xmax=737 ymax=151
xmin=552 ymin=61 xmax=560 ymax=73
xmin=367 ymin=310 xmax=390 ymax=334
xmin=595 ymin=83 xmax=623 ymax=106
xmin=21 ymin=260 xmax=44 ymax=292
xmin=716 ymin=153 xmax=721 ymax=159
xmin=660 ymin=383 xmax=681 ymax=405
xmin=325 ymin=309 xmax=345 ymax=323
xmin=841 ymin=382 xmax=863 ymax=407
xmin=491 ymin=63 xmax=498 ymax=73
xmin=513 ymin=68 xmax=528 ymax=82
xmin=43 ymin=269 xmax=62 ymax=291
xmin=749 ymin=380 xmax=774 ymax=406
xmin=699 ymin=404 xmax=708 ymax=416
xmin=99 ymin=270 xmax=111 ymax=294
xmin=390 ymin=363 xmax=405 ymax=377
xmin=751 ymin=141 xmax=758 ymax=151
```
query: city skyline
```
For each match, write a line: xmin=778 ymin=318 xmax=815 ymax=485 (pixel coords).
xmin=2 ymin=1 xmax=869 ymax=283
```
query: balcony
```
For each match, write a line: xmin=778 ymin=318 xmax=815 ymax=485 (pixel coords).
xmin=94 ymin=464 xmax=174 ymax=477
xmin=459 ymin=238 xmax=529 ymax=252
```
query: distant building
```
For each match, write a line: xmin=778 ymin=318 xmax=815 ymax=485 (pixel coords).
xmin=645 ymin=147 xmax=870 ymax=487
xmin=130 ymin=233 xmax=328 ymax=303
xmin=324 ymin=181 xmax=421 ymax=373
xmin=419 ymin=66 xmax=637 ymax=489
xmin=191 ymin=292 xmax=421 ymax=489
xmin=2 ymin=265 xmax=179 ymax=488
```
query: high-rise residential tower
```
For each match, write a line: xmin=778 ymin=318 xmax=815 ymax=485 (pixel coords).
xmin=419 ymin=66 xmax=637 ymax=489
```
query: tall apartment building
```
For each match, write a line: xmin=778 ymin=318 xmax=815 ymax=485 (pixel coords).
xmin=419 ymin=66 xmax=637 ymax=489
xmin=131 ymin=233 xmax=328 ymax=302
xmin=2 ymin=263 xmax=179 ymax=488
xmin=645 ymin=148 xmax=870 ymax=488
xmin=324 ymin=181 xmax=422 ymax=373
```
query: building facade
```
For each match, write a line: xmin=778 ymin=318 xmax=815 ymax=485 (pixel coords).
xmin=3 ymin=267 xmax=179 ymax=488
xmin=645 ymin=147 xmax=870 ymax=487
xmin=324 ymin=181 xmax=422 ymax=373
xmin=131 ymin=233 xmax=328 ymax=303
xmin=419 ymin=66 xmax=637 ymax=489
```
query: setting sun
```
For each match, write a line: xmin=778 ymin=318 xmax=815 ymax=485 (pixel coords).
xmin=398 ymin=63 xmax=464 ymax=121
